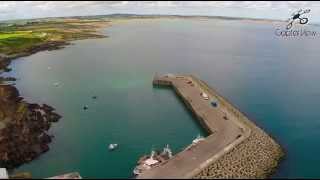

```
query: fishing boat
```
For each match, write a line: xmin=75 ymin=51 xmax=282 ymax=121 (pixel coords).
xmin=133 ymin=145 xmax=173 ymax=176
xmin=161 ymin=144 xmax=173 ymax=159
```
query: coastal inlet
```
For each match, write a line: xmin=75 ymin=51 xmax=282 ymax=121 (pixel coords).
xmin=0 ymin=18 xmax=110 ymax=172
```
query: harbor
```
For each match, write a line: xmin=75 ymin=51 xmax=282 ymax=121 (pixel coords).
xmin=4 ymin=18 xmax=307 ymax=178
xmin=134 ymin=74 xmax=283 ymax=178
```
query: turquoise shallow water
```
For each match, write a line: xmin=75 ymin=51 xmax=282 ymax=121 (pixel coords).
xmin=5 ymin=19 xmax=320 ymax=178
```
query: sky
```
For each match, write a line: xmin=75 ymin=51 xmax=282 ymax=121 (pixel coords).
xmin=1 ymin=1 xmax=320 ymax=23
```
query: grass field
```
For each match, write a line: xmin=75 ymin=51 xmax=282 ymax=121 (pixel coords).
xmin=0 ymin=19 xmax=108 ymax=55
xmin=0 ymin=31 xmax=44 ymax=55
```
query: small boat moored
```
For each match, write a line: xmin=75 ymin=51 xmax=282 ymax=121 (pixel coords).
xmin=133 ymin=145 xmax=173 ymax=176
xmin=83 ymin=105 xmax=89 ymax=110
xmin=108 ymin=144 xmax=118 ymax=151
xmin=185 ymin=134 xmax=205 ymax=151
xmin=192 ymin=134 xmax=205 ymax=144
xmin=53 ymin=82 xmax=60 ymax=87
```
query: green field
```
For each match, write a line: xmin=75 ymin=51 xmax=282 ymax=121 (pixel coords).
xmin=0 ymin=19 xmax=108 ymax=55
xmin=0 ymin=31 xmax=44 ymax=55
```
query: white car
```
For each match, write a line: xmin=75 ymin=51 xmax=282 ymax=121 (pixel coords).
xmin=200 ymin=92 xmax=209 ymax=100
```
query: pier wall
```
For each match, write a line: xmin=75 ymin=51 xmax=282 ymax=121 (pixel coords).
xmin=153 ymin=77 xmax=212 ymax=134
xmin=190 ymin=75 xmax=284 ymax=178
xmin=150 ymin=74 xmax=284 ymax=178
xmin=172 ymin=85 xmax=213 ymax=134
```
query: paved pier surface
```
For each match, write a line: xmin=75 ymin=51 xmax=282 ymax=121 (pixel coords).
xmin=136 ymin=74 xmax=251 ymax=179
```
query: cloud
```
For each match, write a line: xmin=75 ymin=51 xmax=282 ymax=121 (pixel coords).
xmin=0 ymin=1 xmax=320 ymax=22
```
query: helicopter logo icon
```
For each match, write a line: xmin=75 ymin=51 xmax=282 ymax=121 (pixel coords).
xmin=286 ymin=9 xmax=311 ymax=30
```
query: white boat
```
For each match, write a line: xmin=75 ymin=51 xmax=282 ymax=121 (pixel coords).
xmin=192 ymin=134 xmax=205 ymax=144
xmin=133 ymin=146 xmax=173 ymax=176
xmin=133 ymin=167 xmax=142 ymax=175
xmin=133 ymin=151 xmax=159 ymax=176
xmin=185 ymin=134 xmax=205 ymax=151
xmin=53 ymin=82 xmax=60 ymax=87
xmin=108 ymin=144 xmax=118 ymax=151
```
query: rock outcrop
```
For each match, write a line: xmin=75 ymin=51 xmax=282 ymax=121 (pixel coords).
xmin=0 ymin=85 xmax=61 ymax=169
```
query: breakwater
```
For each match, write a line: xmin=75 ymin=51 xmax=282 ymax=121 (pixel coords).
xmin=136 ymin=74 xmax=283 ymax=178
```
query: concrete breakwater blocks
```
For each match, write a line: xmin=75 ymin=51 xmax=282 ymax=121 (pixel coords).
xmin=147 ymin=74 xmax=284 ymax=179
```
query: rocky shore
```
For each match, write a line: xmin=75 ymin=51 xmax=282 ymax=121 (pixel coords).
xmin=0 ymin=41 xmax=69 ymax=72
xmin=0 ymin=56 xmax=11 ymax=73
xmin=0 ymin=19 xmax=109 ymax=170
xmin=194 ymin=125 xmax=284 ymax=178
xmin=0 ymin=21 xmax=108 ymax=172
xmin=0 ymin=35 xmax=72 ymax=170
xmin=0 ymin=85 xmax=61 ymax=169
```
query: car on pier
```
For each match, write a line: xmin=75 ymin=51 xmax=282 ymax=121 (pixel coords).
xmin=211 ymin=101 xmax=218 ymax=107
xmin=200 ymin=92 xmax=209 ymax=100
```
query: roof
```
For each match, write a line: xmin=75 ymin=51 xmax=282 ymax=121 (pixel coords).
xmin=0 ymin=168 xmax=8 ymax=179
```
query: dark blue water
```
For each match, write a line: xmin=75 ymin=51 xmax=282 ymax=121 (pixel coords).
xmin=5 ymin=19 xmax=320 ymax=178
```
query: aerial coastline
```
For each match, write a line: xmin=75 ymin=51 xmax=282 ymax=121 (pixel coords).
xmin=0 ymin=15 xmax=287 ymax=178
xmin=0 ymin=17 xmax=110 ymax=171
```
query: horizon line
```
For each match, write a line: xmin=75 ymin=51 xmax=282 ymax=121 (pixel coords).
xmin=1 ymin=13 xmax=319 ymax=26
xmin=0 ymin=13 xmax=285 ymax=23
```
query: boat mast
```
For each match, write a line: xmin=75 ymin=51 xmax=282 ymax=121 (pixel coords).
xmin=163 ymin=144 xmax=173 ymax=158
